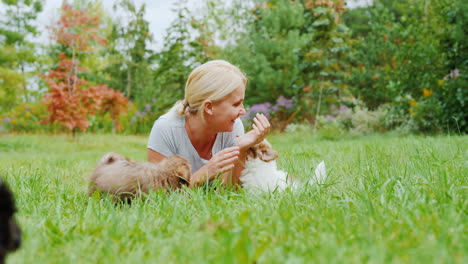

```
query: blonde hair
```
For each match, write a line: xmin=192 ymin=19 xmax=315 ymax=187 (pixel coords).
xmin=174 ymin=60 xmax=247 ymax=117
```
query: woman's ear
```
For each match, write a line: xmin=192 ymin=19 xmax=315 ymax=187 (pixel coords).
xmin=204 ymin=100 xmax=214 ymax=115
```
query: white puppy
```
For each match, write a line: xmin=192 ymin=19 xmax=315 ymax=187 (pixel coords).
xmin=240 ymin=140 xmax=326 ymax=192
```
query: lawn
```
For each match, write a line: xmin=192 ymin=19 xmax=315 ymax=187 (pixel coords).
xmin=0 ymin=133 xmax=466 ymax=263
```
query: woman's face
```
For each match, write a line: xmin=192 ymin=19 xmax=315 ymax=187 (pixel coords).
xmin=210 ymin=84 xmax=246 ymax=132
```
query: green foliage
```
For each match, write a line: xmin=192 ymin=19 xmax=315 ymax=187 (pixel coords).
xmin=224 ymin=0 xmax=351 ymax=121
xmin=0 ymin=66 xmax=22 ymax=111
xmin=151 ymin=0 xmax=211 ymax=112
xmin=437 ymin=0 xmax=467 ymax=132
xmin=0 ymin=0 xmax=43 ymax=111
xmin=436 ymin=74 xmax=467 ymax=132
xmin=0 ymin=102 xmax=54 ymax=133
xmin=104 ymin=0 xmax=155 ymax=102
xmin=123 ymin=102 xmax=162 ymax=135
xmin=344 ymin=0 xmax=467 ymax=133
xmin=411 ymin=96 xmax=444 ymax=134
xmin=316 ymin=100 xmax=389 ymax=137
xmin=1 ymin=0 xmax=465 ymax=135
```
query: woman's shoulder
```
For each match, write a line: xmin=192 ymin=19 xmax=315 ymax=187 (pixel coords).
xmin=154 ymin=108 xmax=185 ymax=128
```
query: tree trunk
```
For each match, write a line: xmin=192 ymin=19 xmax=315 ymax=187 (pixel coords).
xmin=126 ymin=63 xmax=131 ymax=98
xmin=314 ymin=83 xmax=324 ymax=130
xmin=20 ymin=64 xmax=28 ymax=102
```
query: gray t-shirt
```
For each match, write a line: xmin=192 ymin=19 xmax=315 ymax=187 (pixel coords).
xmin=147 ymin=109 xmax=245 ymax=173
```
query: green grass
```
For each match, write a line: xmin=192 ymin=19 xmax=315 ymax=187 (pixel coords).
xmin=1 ymin=133 xmax=467 ymax=263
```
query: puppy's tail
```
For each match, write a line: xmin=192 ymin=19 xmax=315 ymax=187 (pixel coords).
xmin=309 ymin=161 xmax=326 ymax=185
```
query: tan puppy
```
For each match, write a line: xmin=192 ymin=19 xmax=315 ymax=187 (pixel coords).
xmin=88 ymin=152 xmax=191 ymax=199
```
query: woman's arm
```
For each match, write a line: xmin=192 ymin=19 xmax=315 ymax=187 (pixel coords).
xmin=191 ymin=146 xmax=240 ymax=187
xmin=147 ymin=148 xmax=167 ymax=163
xmin=222 ymin=149 xmax=247 ymax=186
xmin=148 ymin=147 xmax=240 ymax=187
xmin=223 ymin=113 xmax=271 ymax=186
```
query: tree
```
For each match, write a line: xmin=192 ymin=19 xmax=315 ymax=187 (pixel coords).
xmin=0 ymin=0 xmax=43 ymax=111
xmin=343 ymin=0 xmax=466 ymax=133
xmin=104 ymin=0 xmax=155 ymax=102
xmin=48 ymin=2 xmax=106 ymax=92
xmin=224 ymin=0 xmax=351 ymax=122
xmin=151 ymin=0 xmax=211 ymax=111
xmin=42 ymin=2 xmax=128 ymax=136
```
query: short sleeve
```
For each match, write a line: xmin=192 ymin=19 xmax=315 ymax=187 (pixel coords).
xmin=147 ymin=117 xmax=176 ymax=157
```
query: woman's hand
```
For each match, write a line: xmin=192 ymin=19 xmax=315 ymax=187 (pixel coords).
xmin=237 ymin=113 xmax=271 ymax=150
xmin=190 ymin=146 xmax=240 ymax=186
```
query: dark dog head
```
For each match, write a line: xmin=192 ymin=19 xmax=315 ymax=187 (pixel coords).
xmin=246 ymin=139 xmax=279 ymax=162
xmin=0 ymin=181 xmax=21 ymax=263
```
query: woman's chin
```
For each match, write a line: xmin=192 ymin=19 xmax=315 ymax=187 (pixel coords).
xmin=221 ymin=124 xmax=235 ymax=132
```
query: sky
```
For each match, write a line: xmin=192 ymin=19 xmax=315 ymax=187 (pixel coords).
xmin=36 ymin=0 xmax=372 ymax=51
xmin=36 ymin=0 xmax=202 ymax=50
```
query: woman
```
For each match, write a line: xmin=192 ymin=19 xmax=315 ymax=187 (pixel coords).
xmin=147 ymin=60 xmax=270 ymax=187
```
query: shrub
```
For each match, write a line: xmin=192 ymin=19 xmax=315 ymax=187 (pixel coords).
xmin=242 ymin=96 xmax=296 ymax=130
xmin=436 ymin=69 xmax=467 ymax=133
xmin=315 ymin=115 xmax=344 ymax=140
xmin=1 ymin=103 xmax=58 ymax=133
xmin=123 ymin=100 xmax=168 ymax=135
xmin=349 ymin=104 xmax=388 ymax=135
xmin=284 ymin=123 xmax=312 ymax=133
xmin=316 ymin=100 xmax=389 ymax=136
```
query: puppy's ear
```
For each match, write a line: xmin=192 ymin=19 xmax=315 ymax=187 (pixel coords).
xmin=245 ymin=147 xmax=256 ymax=160
xmin=99 ymin=152 xmax=123 ymax=164
xmin=258 ymin=148 xmax=278 ymax=162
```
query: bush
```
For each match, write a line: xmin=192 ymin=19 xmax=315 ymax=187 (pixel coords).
xmin=121 ymin=100 xmax=171 ymax=135
xmin=1 ymin=103 xmax=58 ymax=133
xmin=316 ymin=100 xmax=389 ymax=136
xmin=241 ymin=96 xmax=296 ymax=131
xmin=315 ymin=115 xmax=344 ymax=140
xmin=436 ymin=69 xmax=467 ymax=133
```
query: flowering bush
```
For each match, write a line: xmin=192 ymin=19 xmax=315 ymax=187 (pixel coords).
xmin=122 ymin=99 xmax=168 ymax=135
xmin=1 ymin=103 xmax=58 ymax=133
xmin=384 ymin=68 xmax=466 ymax=134
xmin=242 ymin=96 xmax=295 ymax=129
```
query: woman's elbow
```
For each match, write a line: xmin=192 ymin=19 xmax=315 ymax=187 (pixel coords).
xmin=147 ymin=148 xmax=166 ymax=163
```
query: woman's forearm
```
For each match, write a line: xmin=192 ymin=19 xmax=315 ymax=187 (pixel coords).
xmin=189 ymin=146 xmax=240 ymax=187
xmin=189 ymin=167 xmax=212 ymax=187
xmin=223 ymin=148 xmax=247 ymax=186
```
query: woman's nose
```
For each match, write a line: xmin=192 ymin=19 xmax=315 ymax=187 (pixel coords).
xmin=239 ymin=105 xmax=246 ymax=116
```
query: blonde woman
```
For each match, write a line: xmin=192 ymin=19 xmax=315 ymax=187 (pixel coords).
xmin=147 ymin=60 xmax=270 ymax=187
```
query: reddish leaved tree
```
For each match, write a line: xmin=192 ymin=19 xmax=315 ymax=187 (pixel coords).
xmin=42 ymin=3 xmax=128 ymax=136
